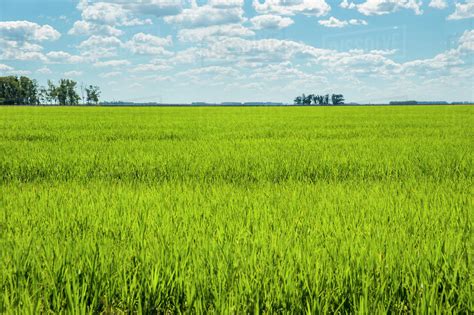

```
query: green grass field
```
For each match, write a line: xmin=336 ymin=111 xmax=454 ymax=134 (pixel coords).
xmin=0 ymin=106 xmax=473 ymax=313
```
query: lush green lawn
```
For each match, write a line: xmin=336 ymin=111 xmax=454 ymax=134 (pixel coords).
xmin=0 ymin=106 xmax=472 ymax=313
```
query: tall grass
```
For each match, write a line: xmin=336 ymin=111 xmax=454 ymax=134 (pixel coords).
xmin=0 ymin=106 xmax=472 ymax=313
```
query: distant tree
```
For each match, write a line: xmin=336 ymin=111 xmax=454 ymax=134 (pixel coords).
xmin=85 ymin=85 xmax=101 ymax=105
xmin=0 ymin=76 xmax=20 ymax=105
xmin=56 ymin=80 xmax=68 ymax=105
xmin=303 ymin=94 xmax=313 ymax=105
xmin=19 ymin=76 xmax=39 ymax=105
xmin=324 ymin=94 xmax=330 ymax=105
xmin=0 ymin=76 xmax=98 ymax=106
xmin=332 ymin=94 xmax=345 ymax=105
xmin=65 ymin=80 xmax=80 ymax=105
xmin=314 ymin=95 xmax=324 ymax=105
xmin=294 ymin=96 xmax=302 ymax=105
xmin=53 ymin=79 xmax=80 ymax=105
xmin=294 ymin=92 xmax=346 ymax=106
xmin=0 ymin=76 xmax=38 ymax=105
xmin=38 ymin=86 xmax=48 ymax=105
xmin=47 ymin=80 xmax=58 ymax=104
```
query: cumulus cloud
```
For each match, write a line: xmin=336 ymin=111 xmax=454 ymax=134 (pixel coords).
xmin=78 ymin=35 xmax=123 ymax=49
xmin=37 ymin=66 xmax=52 ymax=74
xmin=80 ymin=2 xmax=151 ymax=26
xmin=64 ymin=70 xmax=83 ymax=77
xmin=344 ymin=0 xmax=423 ymax=16
xmin=93 ymin=59 xmax=131 ymax=67
xmin=429 ymin=0 xmax=447 ymax=9
xmin=68 ymin=20 xmax=123 ymax=36
xmin=177 ymin=66 xmax=240 ymax=81
xmin=0 ymin=64 xmax=14 ymax=72
xmin=248 ymin=62 xmax=326 ymax=82
xmin=104 ymin=0 xmax=183 ymax=17
xmin=99 ymin=71 xmax=122 ymax=78
xmin=80 ymin=47 xmax=120 ymax=60
xmin=0 ymin=38 xmax=47 ymax=61
xmin=164 ymin=4 xmax=245 ymax=28
xmin=69 ymin=1 xmax=156 ymax=37
xmin=208 ymin=0 xmax=244 ymax=8
xmin=46 ymin=51 xmax=85 ymax=64
xmin=124 ymin=33 xmax=173 ymax=55
xmin=318 ymin=17 xmax=367 ymax=28
xmin=340 ymin=0 xmax=356 ymax=9
xmin=253 ymin=0 xmax=331 ymax=16
xmin=76 ymin=36 xmax=124 ymax=60
xmin=458 ymin=29 xmax=474 ymax=51
xmin=177 ymin=24 xmax=254 ymax=42
xmin=251 ymin=15 xmax=294 ymax=30
xmin=447 ymin=0 xmax=474 ymax=20
xmin=0 ymin=21 xmax=60 ymax=41
xmin=0 ymin=63 xmax=30 ymax=76
xmin=130 ymin=63 xmax=172 ymax=72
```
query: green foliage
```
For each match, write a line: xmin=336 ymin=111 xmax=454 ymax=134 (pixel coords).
xmin=85 ymin=85 xmax=101 ymax=105
xmin=295 ymin=93 xmax=344 ymax=105
xmin=0 ymin=106 xmax=472 ymax=313
xmin=0 ymin=76 xmax=38 ymax=105
xmin=332 ymin=94 xmax=345 ymax=105
xmin=55 ymin=79 xmax=81 ymax=105
xmin=0 ymin=76 xmax=98 ymax=105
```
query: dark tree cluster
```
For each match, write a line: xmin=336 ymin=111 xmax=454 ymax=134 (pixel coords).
xmin=294 ymin=94 xmax=345 ymax=106
xmin=0 ymin=76 xmax=101 ymax=105
xmin=0 ymin=76 xmax=39 ymax=105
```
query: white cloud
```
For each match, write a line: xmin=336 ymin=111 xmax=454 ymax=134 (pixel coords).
xmin=69 ymin=1 xmax=156 ymax=37
xmin=319 ymin=16 xmax=347 ymax=28
xmin=77 ymin=36 xmax=123 ymax=60
xmin=80 ymin=47 xmax=119 ymax=60
xmin=177 ymin=24 xmax=254 ymax=42
xmin=37 ymin=66 xmax=52 ymax=74
xmin=78 ymin=35 xmax=123 ymax=49
xmin=68 ymin=20 xmax=123 ymax=36
xmin=253 ymin=0 xmax=331 ymax=16
xmin=93 ymin=59 xmax=131 ymax=67
xmin=458 ymin=29 xmax=474 ymax=51
xmin=349 ymin=19 xmax=368 ymax=26
xmin=124 ymin=33 xmax=172 ymax=55
xmin=106 ymin=0 xmax=183 ymax=17
xmin=251 ymin=15 xmax=294 ymax=30
xmin=64 ymin=70 xmax=83 ymax=77
xmin=0 ymin=21 xmax=58 ymax=62
xmin=348 ymin=0 xmax=423 ymax=16
xmin=130 ymin=64 xmax=172 ymax=72
xmin=429 ymin=0 xmax=447 ymax=9
xmin=177 ymin=66 xmax=240 ymax=81
xmin=4 ymin=69 xmax=32 ymax=76
xmin=318 ymin=17 xmax=367 ymax=28
xmin=0 ymin=21 xmax=60 ymax=41
xmin=0 ymin=64 xmax=14 ymax=72
xmin=47 ymin=51 xmax=85 ymax=64
xmin=340 ymin=0 xmax=356 ymax=9
xmin=81 ymin=2 xmax=152 ymax=26
xmin=447 ymin=1 xmax=474 ymax=20
xmin=208 ymin=0 xmax=244 ymax=8
xmin=0 ymin=39 xmax=47 ymax=61
xmin=248 ymin=62 xmax=325 ymax=82
xmin=164 ymin=4 xmax=245 ymax=28
xmin=99 ymin=71 xmax=122 ymax=78
xmin=129 ymin=82 xmax=142 ymax=88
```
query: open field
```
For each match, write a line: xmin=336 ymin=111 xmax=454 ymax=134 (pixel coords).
xmin=0 ymin=106 xmax=473 ymax=313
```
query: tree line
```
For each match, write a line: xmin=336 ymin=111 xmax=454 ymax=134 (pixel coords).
xmin=0 ymin=76 xmax=101 ymax=105
xmin=294 ymin=94 xmax=345 ymax=105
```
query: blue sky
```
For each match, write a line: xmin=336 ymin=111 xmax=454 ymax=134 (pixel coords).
xmin=0 ymin=0 xmax=473 ymax=103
